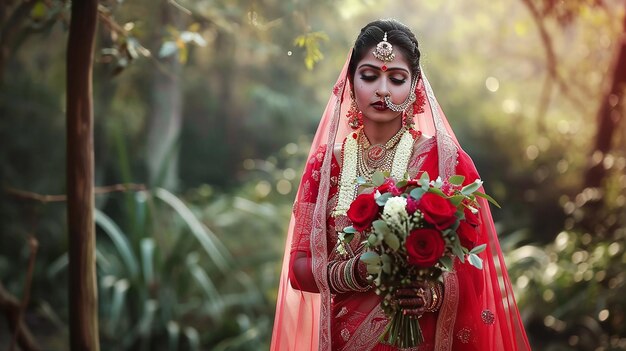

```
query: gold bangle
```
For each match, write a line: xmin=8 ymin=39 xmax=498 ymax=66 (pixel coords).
xmin=425 ymin=282 xmax=443 ymax=313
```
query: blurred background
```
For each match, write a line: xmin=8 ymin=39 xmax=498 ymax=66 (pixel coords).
xmin=1 ymin=0 xmax=625 ymax=350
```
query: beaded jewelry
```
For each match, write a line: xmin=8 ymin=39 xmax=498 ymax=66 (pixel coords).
xmin=372 ymin=32 xmax=395 ymax=71
xmin=334 ymin=127 xmax=419 ymax=217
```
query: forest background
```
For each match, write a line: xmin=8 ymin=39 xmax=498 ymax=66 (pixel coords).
xmin=1 ymin=0 xmax=625 ymax=350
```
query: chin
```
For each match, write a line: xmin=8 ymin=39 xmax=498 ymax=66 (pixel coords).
xmin=363 ymin=112 xmax=402 ymax=124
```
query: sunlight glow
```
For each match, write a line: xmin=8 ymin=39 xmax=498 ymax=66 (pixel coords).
xmin=277 ymin=179 xmax=292 ymax=195
xmin=255 ymin=181 xmax=271 ymax=198
xmin=485 ymin=77 xmax=500 ymax=92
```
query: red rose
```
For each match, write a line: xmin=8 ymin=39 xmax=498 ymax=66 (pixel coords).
xmin=464 ymin=207 xmax=481 ymax=227
xmin=457 ymin=208 xmax=481 ymax=249
xmin=417 ymin=193 xmax=458 ymax=230
xmin=347 ymin=192 xmax=379 ymax=232
xmin=406 ymin=228 xmax=446 ymax=268
xmin=457 ymin=221 xmax=478 ymax=249
xmin=377 ymin=178 xmax=402 ymax=196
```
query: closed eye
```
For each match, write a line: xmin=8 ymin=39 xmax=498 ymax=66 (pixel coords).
xmin=360 ymin=74 xmax=377 ymax=82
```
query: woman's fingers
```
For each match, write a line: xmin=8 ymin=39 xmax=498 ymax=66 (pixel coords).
xmin=402 ymin=307 xmax=426 ymax=317
xmin=398 ymin=297 xmax=424 ymax=308
xmin=395 ymin=288 xmax=419 ymax=296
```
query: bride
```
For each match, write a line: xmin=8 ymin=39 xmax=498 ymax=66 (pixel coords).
xmin=271 ymin=19 xmax=532 ymax=351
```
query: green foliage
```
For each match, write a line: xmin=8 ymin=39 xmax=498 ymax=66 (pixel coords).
xmin=294 ymin=31 xmax=329 ymax=70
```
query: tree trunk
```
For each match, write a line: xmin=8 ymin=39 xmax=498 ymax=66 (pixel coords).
xmin=583 ymin=11 xmax=626 ymax=189
xmin=66 ymin=0 xmax=100 ymax=349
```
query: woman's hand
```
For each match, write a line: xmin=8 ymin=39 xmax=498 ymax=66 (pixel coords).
xmin=394 ymin=281 xmax=431 ymax=318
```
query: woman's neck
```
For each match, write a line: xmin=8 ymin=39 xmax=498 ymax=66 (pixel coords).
xmin=362 ymin=119 xmax=404 ymax=145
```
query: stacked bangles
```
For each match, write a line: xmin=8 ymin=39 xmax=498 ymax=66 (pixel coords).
xmin=328 ymin=256 xmax=371 ymax=293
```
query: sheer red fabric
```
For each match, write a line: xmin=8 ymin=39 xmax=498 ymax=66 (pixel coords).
xmin=271 ymin=50 xmax=532 ymax=350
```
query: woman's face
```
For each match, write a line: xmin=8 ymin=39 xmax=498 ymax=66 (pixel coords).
xmin=352 ymin=47 xmax=413 ymax=125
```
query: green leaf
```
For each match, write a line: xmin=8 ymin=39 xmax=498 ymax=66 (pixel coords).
xmin=461 ymin=179 xmax=483 ymax=196
xmin=395 ymin=180 xmax=408 ymax=188
xmin=367 ymin=263 xmax=382 ymax=275
xmin=95 ymin=209 xmax=140 ymax=279
xmin=427 ymin=187 xmax=446 ymax=197
xmin=156 ymin=188 xmax=232 ymax=273
xmin=367 ymin=233 xmax=379 ymax=246
xmin=186 ymin=255 xmax=223 ymax=314
xmin=448 ymin=175 xmax=466 ymax=186
xmin=410 ymin=187 xmax=426 ymax=200
xmin=474 ymin=191 xmax=501 ymax=208
xmin=383 ymin=232 xmax=400 ymax=251
xmin=372 ymin=220 xmax=391 ymax=236
xmin=184 ymin=327 xmax=200 ymax=351
xmin=452 ymin=239 xmax=465 ymax=263
xmin=449 ymin=195 xmax=466 ymax=206
xmin=140 ymin=238 xmax=155 ymax=284
xmin=339 ymin=232 xmax=354 ymax=245
xmin=343 ymin=226 xmax=357 ymax=234
xmin=372 ymin=171 xmax=386 ymax=186
xmin=420 ymin=171 xmax=430 ymax=183
xmin=381 ymin=254 xmax=393 ymax=274
xmin=360 ymin=251 xmax=381 ymax=265
xmin=109 ymin=279 xmax=129 ymax=334
xmin=468 ymin=254 xmax=483 ymax=269
xmin=167 ymin=321 xmax=180 ymax=351
xmin=470 ymin=243 xmax=487 ymax=254
xmin=439 ymin=256 xmax=454 ymax=271
xmin=31 ymin=1 xmax=47 ymax=20
xmin=376 ymin=192 xmax=392 ymax=206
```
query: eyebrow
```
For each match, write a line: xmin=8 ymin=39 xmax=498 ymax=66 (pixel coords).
xmin=357 ymin=63 xmax=410 ymax=74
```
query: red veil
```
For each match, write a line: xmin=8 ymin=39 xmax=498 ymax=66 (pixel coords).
xmin=271 ymin=50 xmax=532 ymax=351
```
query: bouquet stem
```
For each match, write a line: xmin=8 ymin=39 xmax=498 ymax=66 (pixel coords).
xmin=380 ymin=310 xmax=424 ymax=348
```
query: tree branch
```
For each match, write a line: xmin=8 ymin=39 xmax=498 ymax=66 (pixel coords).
xmin=520 ymin=0 xmax=588 ymax=121
xmin=9 ymin=236 xmax=39 ymax=351
xmin=4 ymin=183 xmax=147 ymax=203
xmin=0 ymin=238 xmax=41 ymax=351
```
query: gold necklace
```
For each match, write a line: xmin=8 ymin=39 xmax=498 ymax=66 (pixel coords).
xmin=357 ymin=127 xmax=407 ymax=181
xmin=334 ymin=127 xmax=418 ymax=217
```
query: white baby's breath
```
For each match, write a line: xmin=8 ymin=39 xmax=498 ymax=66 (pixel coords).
xmin=383 ymin=196 xmax=408 ymax=227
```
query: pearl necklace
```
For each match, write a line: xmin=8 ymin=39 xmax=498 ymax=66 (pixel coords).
xmin=333 ymin=127 xmax=418 ymax=217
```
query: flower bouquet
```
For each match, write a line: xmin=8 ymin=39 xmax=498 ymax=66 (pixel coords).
xmin=337 ymin=171 xmax=499 ymax=348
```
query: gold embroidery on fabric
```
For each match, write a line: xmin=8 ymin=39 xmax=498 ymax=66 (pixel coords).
xmin=341 ymin=328 xmax=351 ymax=342
xmin=456 ymin=327 xmax=471 ymax=344
xmin=341 ymin=307 xmax=388 ymax=351
xmin=481 ymin=309 xmax=495 ymax=325
xmin=291 ymin=202 xmax=316 ymax=252
xmin=336 ymin=307 xmax=349 ymax=318
xmin=313 ymin=101 xmax=343 ymax=351
xmin=434 ymin=272 xmax=459 ymax=351
xmin=407 ymin=137 xmax=436 ymax=178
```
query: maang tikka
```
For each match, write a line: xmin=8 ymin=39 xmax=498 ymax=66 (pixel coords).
xmin=372 ymin=32 xmax=395 ymax=72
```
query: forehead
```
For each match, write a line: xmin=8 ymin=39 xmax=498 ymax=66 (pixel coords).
xmin=356 ymin=45 xmax=411 ymax=72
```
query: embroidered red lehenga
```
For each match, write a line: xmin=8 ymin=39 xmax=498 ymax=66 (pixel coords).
xmin=271 ymin=52 xmax=532 ymax=351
